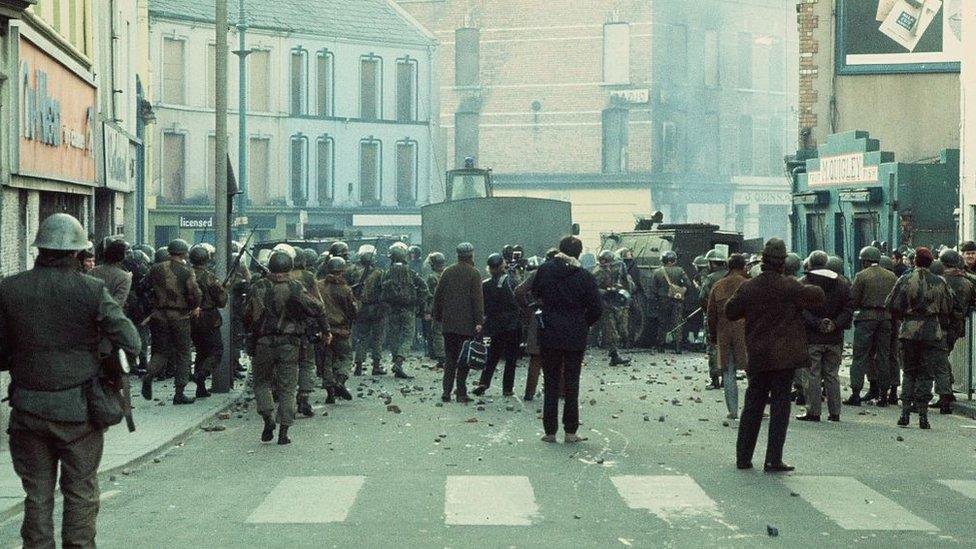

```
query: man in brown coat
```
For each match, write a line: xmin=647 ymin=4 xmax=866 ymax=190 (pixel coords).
xmin=317 ymin=257 xmax=359 ymax=402
xmin=707 ymin=254 xmax=749 ymax=419
xmin=432 ymin=242 xmax=485 ymax=403
xmin=725 ymin=238 xmax=825 ymax=472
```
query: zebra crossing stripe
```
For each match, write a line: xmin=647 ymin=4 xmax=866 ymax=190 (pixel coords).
xmin=246 ymin=476 xmax=365 ymax=524
xmin=938 ymin=480 xmax=976 ymax=500
xmin=783 ymin=476 xmax=937 ymax=531
xmin=611 ymin=475 xmax=722 ymax=523
xmin=444 ymin=476 xmax=539 ymax=526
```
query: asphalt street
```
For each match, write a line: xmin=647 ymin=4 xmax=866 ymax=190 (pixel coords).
xmin=3 ymin=350 xmax=976 ymax=548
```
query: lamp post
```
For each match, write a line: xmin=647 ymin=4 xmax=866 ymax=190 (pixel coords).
xmin=233 ymin=0 xmax=250 ymax=220
xmin=213 ymin=0 xmax=231 ymax=393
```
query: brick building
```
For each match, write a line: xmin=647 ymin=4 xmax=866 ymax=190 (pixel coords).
xmin=398 ymin=0 xmax=797 ymax=249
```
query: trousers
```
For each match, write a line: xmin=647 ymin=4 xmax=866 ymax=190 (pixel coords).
xmin=806 ymin=343 xmax=842 ymax=417
xmin=322 ymin=336 xmax=353 ymax=388
xmin=524 ymin=354 xmax=543 ymax=398
xmin=252 ymin=336 xmax=300 ymax=426
xmin=935 ymin=334 xmax=958 ymax=396
xmin=541 ymin=348 xmax=583 ymax=435
xmin=442 ymin=333 xmax=471 ymax=398
xmin=147 ymin=316 xmax=192 ymax=387
xmin=900 ymin=339 xmax=941 ymax=412
xmin=191 ymin=321 xmax=223 ymax=382
xmin=736 ymin=369 xmax=793 ymax=466
xmin=9 ymin=411 xmax=104 ymax=549
xmin=478 ymin=329 xmax=521 ymax=393
xmin=353 ymin=316 xmax=385 ymax=365
xmin=850 ymin=319 xmax=892 ymax=392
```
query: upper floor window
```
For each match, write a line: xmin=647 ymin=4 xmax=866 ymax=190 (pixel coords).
xmin=667 ymin=24 xmax=688 ymax=84
xmin=738 ymin=115 xmax=753 ymax=175
xmin=396 ymin=57 xmax=418 ymax=122
xmin=317 ymin=49 xmax=335 ymax=117
xmin=290 ymin=134 xmax=308 ymax=206
xmin=603 ymin=22 xmax=630 ymax=85
xmin=661 ymin=121 xmax=682 ymax=174
xmin=162 ymin=37 xmax=185 ymax=104
xmin=360 ymin=138 xmax=382 ymax=206
xmin=360 ymin=55 xmax=382 ymax=121
xmin=737 ymin=32 xmax=753 ymax=89
xmin=317 ymin=135 xmax=335 ymax=205
xmin=249 ymin=49 xmax=271 ymax=112
xmin=703 ymin=30 xmax=720 ymax=88
xmin=248 ymin=137 xmax=271 ymax=206
xmin=602 ymin=106 xmax=629 ymax=174
xmin=396 ymin=139 xmax=418 ymax=206
xmin=290 ymin=48 xmax=309 ymax=115
xmin=161 ymin=132 xmax=186 ymax=202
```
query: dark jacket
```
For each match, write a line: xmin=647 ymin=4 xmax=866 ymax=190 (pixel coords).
xmin=483 ymin=272 xmax=521 ymax=336
xmin=89 ymin=262 xmax=132 ymax=306
xmin=531 ymin=253 xmax=602 ymax=352
xmin=725 ymin=269 xmax=825 ymax=373
xmin=799 ymin=273 xmax=853 ymax=345
xmin=0 ymin=256 xmax=141 ymax=423
xmin=432 ymin=261 xmax=485 ymax=337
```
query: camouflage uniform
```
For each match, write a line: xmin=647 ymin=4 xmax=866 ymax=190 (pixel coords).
xmin=651 ymin=264 xmax=691 ymax=351
xmin=885 ymin=267 xmax=953 ymax=414
xmin=354 ymin=265 xmax=386 ymax=370
xmin=426 ymin=270 xmax=446 ymax=362
xmin=940 ymin=268 xmax=976 ymax=397
xmin=317 ymin=274 xmax=358 ymax=389
xmin=191 ymin=265 xmax=228 ymax=388
xmin=592 ymin=262 xmax=631 ymax=355
xmin=228 ymin=262 xmax=251 ymax=370
xmin=850 ymin=264 xmax=898 ymax=395
xmin=379 ymin=262 xmax=430 ymax=361
xmin=291 ymin=267 xmax=322 ymax=398
xmin=699 ymin=267 xmax=729 ymax=382
xmin=146 ymin=258 xmax=202 ymax=389
xmin=245 ymin=273 xmax=329 ymax=427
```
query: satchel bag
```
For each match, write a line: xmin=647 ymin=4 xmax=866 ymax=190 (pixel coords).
xmin=85 ymin=377 xmax=124 ymax=429
xmin=663 ymin=268 xmax=687 ymax=301
xmin=458 ymin=338 xmax=489 ymax=370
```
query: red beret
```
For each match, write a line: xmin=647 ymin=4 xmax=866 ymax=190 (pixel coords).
xmin=915 ymin=247 xmax=934 ymax=268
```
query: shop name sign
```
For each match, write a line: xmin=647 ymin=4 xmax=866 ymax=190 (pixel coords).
xmin=807 ymin=153 xmax=878 ymax=187
xmin=179 ymin=215 xmax=214 ymax=229
xmin=21 ymin=63 xmax=92 ymax=153
xmin=610 ymin=88 xmax=650 ymax=104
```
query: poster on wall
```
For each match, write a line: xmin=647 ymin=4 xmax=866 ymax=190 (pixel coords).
xmin=837 ymin=0 xmax=962 ymax=74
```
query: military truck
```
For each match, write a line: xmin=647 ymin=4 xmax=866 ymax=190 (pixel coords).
xmin=600 ymin=218 xmax=755 ymax=348
xmin=421 ymin=165 xmax=575 ymax=260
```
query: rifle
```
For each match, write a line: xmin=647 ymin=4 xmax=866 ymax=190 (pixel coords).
xmin=667 ymin=307 xmax=702 ymax=336
xmin=223 ymin=226 xmax=258 ymax=287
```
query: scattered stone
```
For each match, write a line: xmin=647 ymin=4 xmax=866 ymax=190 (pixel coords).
xmin=767 ymin=525 xmax=779 ymax=537
xmin=506 ymin=405 xmax=516 ymax=412
xmin=658 ymin=416 xmax=666 ymax=422
xmin=386 ymin=405 xmax=402 ymax=414
xmin=435 ymin=402 xmax=444 ymax=407
xmin=611 ymin=414 xmax=620 ymax=419
xmin=896 ymin=435 xmax=905 ymax=442
xmin=153 ymin=457 xmax=161 ymax=464
xmin=109 ymin=475 xmax=117 ymax=482
xmin=476 ymin=406 xmax=486 ymax=411
xmin=122 ymin=468 xmax=132 ymax=475
xmin=698 ymin=418 xmax=709 ymax=422
xmin=217 ymin=412 xmax=231 ymax=420
xmin=643 ymin=415 xmax=650 ymax=422
xmin=590 ymin=399 xmax=597 ymax=406
xmin=574 ymin=514 xmax=582 ymax=519
xmin=464 ymin=417 xmax=479 ymax=423
xmin=722 ymin=421 xmax=730 ymax=427
xmin=790 ymin=491 xmax=800 ymax=497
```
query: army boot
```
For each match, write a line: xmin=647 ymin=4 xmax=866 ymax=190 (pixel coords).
xmin=195 ymin=374 xmax=211 ymax=399
xmin=325 ymin=386 xmax=336 ymax=405
xmin=173 ymin=386 xmax=195 ymax=405
xmin=353 ymin=362 xmax=363 ymax=376
xmin=897 ymin=410 xmax=911 ymax=427
xmin=939 ymin=397 xmax=953 ymax=415
xmin=277 ymin=425 xmax=291 ymax=445
xmin=706 ymin=374 xmax=720 ymax=390
xmin=393 ymin=357 xmax=414 ymax=380
xmin=843 ymin=390 xmax=861 ymax=406
xmin=862 ymin=383 xmax=880 ymax=402
xmin=261 ymin=414 xmax=276 ymax=442
xmin=141 ymin=376 xmax=153 ymax=401
xmin=609 ymin=351 xmax=631 ymax=367
xmin=335 ymin=375 xmax=353 ymax=400
xmin=888 ymin=386 xmax=899 ymax=406
xmin=371 ymin=360 xmax=387 ymax=376
xmin=918 ymin=411 xmax=931 ymax=430
xmin=297 ymin=394 xmax=314 ymax=417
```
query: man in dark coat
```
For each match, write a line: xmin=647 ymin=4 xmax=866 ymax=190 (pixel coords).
xmin=432 ymin=242 xmax=485 ymax=403
xmin=473 ymin=253 xmax=522 ymax=396
xmin=531 ymin=236 xmax=602 ymax=443
xmin=0 ymin=214 xmax=141 ymax=548
xmin=725 ymin=238 xmax=825 ymax=472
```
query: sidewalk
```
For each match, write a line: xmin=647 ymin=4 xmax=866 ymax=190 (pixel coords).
xmin=0 ymin=377 xmax=244 ymax=520
xmin=836 ymin=357 xmax=976 ymax=419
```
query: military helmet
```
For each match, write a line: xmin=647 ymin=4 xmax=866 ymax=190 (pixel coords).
xmin=456 ymin=242 xmax=475 ymax=258
xmin=231 ymin=241 xmax=242 ymax=254
xmin=807 ymin=250 xmax=829 ymax=269
xmin=487 ymin=253 xmax=505 ymax=269
xmin=273 ymin=243 xmax=297 ymax=259
xmin=662 ymin=250 xmax=677 ymax=263
xmin=31 ymin=213 xmax=91 ymax=251
xmin=859 ymin=246 xmax=882 ymax=264
xmin=329 ymin=241 xmax=349 ymax=258
xmin=705 ymin=249 xmax=728 ymax=264
xmin=879 ymin=255 xmax=895 ymax=272
xmin=268 ymin=251 xmax=293 ymax=273
xmin=389 ymin=244 xmax=408 ymax=263
xmin=598 ymin=250 xmax=615 ymax=263
xmin=502 ymin=245 xmax=515 ymax=261
xmin=303 ymin=248 xmax=318 ymax=268
xmin=167 ymin=239 xmax=189 ymax=255
xmin=784 ymin=253 xmax=802 ymax=276
xmin=292 ymin=248 xmax=307 ymax=269
xmin=617 ymin=247 xmax=632 ymax=259
xmin=189 ymin=245 xmax=211 ymax=266
xmin=940 ymin=248 xmax=962 ymax=268
xmin=826 ymin=255 xmax=844 ymax=276
xmin=133 ymin=250 xmax=151 ymax=266
xmin=408 ymin=245 xmax=422 ymax=260
xmin=154 ymin=247 xmax=170 ymax=263
xmin=427 ymin=252 xmax=446 ymax=269
xmin=136 ymin=244 xmax=155 ymax=258
xmin=693 ymin=255 xmax=708 ymax=269
xmin=930 ymin=259 xmax=945 ymax=276
xmin=357 ymin=244 xmax=377 ymax=265
xmin=104 ymin=239 xmax=129 ymax=263
xmin=327 ymin=256 xmax=347 ymax=274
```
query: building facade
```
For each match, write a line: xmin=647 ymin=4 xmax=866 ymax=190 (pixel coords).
xmin=147 ymin=0 xmax=439 ymax=247
xmin=959 ymin=2 xmax=976 ymax=240
xmin=398 ymin=0 xmax=797 ymax=249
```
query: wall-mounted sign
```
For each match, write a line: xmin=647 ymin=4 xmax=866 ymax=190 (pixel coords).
xmin=18 ymin=36 xmax=97 ymax=184
xmin=807 ymin=153 xmax=880 ymax=187
xmin=103 ymin=123 xmax=135 ymax=192
xmin=839 ymin=187 xmax=883 ymax=203
xmin=609 ymin=88 xmax=650 ymax=104
xmin=179 ymin=215 xmax=214 ymax=229
xmin=793 ymin=191 xmax=831 ymax=206
xmin=180 ymin=213 xmax=276 ymax=230
xmin=836 ymin=0 xmax=962 ymax=74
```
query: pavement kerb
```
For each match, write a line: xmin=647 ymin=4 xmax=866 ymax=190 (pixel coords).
xmin=0 ymin=389 xmax=245 ymax=524
xmin=836 ymin=371 xmax=976 ymax=419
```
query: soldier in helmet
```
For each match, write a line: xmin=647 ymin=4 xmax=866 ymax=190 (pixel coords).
xmin=699 ymin=249 xmax=729 ymax=389
xmin=90 ymin=239 xmax=133 ymax=306
xmin=408 ymin=245 xmax=424 ymax=274
xmin=651 ymin=250 xmax=690 ymax=353
xmin=188 ymin=245 xmax=228 ymax=398
xmin=320 ymin=241 xmax=350 ymax=279
xmin=289 ymin=245 xmax=323 ymax=417
xmin=885 ymin=247 xmax=953 ymax=429
xmin=424 ymin=252 xmax=448 ymax=368
xmin=373 ymin=243 xmax=429 ymax=379
xmin=784 ymin=253 xmax=802 ymax=279
xmin=317 ymin=257 xmax=358 ymax=403
xmin=144 ymin=239 xmax=202 ymax=405
xmin=593 ymin=249 xmax=632 ymax=366
xmin=692 ymin=255 xmax=709 ymax=288
xmin=932 ymin=249 xmax=976 ymax=414
xmin=351 ymin=244 xmax=385 ymax=376
xmin=302 ymin=248 xmax=318 ymax=274
xmin=154 ymin=247 xmax=169 ymax=264
xmin=847 ymin=246 xmax=898 ymax=407
xmin=0 ymin=214 xmax=141 ymax=548
xmin=245 ymin=251 xmax=331 ymax=444
xmin=227 ymin=240 xmax=252 ymax=378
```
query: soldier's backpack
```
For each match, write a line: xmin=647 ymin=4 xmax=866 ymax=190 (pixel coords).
xmin=380 ymin=264 xmax=418 ymax=307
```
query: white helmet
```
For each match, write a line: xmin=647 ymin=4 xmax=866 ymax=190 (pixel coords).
xmin=272 ymin=243 xmax=297 ymax=259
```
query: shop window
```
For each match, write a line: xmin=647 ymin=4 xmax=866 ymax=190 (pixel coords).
xmin=703 ymin=30 xmax=720 ymax=88
xmin=602 ymin=106 xmax=629 ymax=173
xmin=249 ymin=50 xmax=271 ymax=112
xmin=290 ymin=48 xmax=308 ymax=115
xmin=162 ymin=132 xmax=185 ymax=203
xmin=661 ymin=121 xmax=681 ymax=174
xmin=853 ymin=213 xmax=880 ymax=257
xmin=603 ymin=22 xmax=630 ymax=85
xmin=290 ymin=135 xmax=308 ymax=206
xmin=248 ymin=138 xmax=270 ymax=205
xmin=317 ymin=136 xmax=334 ymax=204
xmin=317 ymin=50 xmax=334 ymax=117
xmin=360 ymin=138 xmax=382 ymax=206
xmin=361 ymin=56 xmax=382 ymax=121
xmin=769 ymin=37 xmax=785 ymax=92
xmin=806 ymin=212 xmax=826 ymax=253
xmin=396 ymin=58 xmax=417 ymax=122
xmin=667 ymin=24 xmax=687 ymax=84
xmin=162 ymin=38 xmax=185 ymax=104
xmin=737 ymin=32 xmax=752 ymax=89
xmin=396 ymin=139 xmax=418 ymax=206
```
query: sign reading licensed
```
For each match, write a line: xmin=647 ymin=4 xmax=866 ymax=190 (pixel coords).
xmin=807 ymin=153 xmax=879 ymax=187
xmin=18 ymin=36 xmax=97 ymax=185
